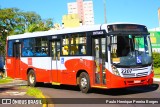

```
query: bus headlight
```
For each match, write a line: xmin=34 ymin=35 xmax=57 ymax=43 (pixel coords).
xmin=151 ymin=64 xmax=154 ymax=73
xmin=112 ymin=65 xmax=120 ymax=76
xmin=148 ymin=64 xmax=154 ymax=75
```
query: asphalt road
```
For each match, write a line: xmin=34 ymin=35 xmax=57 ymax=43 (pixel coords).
xmin=0 ymin=81 xmax=42 ymax=107
xmin=37 ymin=82 xmax=160 ymax=107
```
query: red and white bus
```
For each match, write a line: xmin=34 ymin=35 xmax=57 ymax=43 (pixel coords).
xmin=6 ymin=23 xmax=154 ymax=93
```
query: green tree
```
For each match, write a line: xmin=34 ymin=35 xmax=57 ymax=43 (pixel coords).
xmin=26 ymin=18 xmax=53 ymax=32
xmin=0 ymin=8 xmax=21 ymax=35
xmin=0 ymin=7 xmax=53 ymax=56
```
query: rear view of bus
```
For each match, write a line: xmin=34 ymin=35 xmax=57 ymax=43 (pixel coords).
xmin=106 ymin=23 xmax=153 ymax=88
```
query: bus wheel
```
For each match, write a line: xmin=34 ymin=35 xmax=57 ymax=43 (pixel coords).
xmin=27 ymin=69 xmax=36 ymax=87
xmin=79 ymin=72 xmax=90 ymax=93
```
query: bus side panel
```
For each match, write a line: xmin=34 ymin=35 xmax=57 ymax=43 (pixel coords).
xmin=6 ymin=58 xmax=15 ymax=78
xmin=60 ymin=58 xmax=94 ymax=86
xmin=19 ymin=61 xmax=52 ymax=82
xmin=20 ymin=58 xmax=30 ymax=80
xmin=60 ymin=58 xmax=79 ymax=85
xmin=7 ymin=57 xmax=27 ymax=79
xmin=31 ymin=57 xmax=51 ymax=83
xmin=21 ymin=57 xmax=51 ymax=83
xmin=35 ymin=69 xmax=51 ymax=82
xmin=6 ymin=57 xmax=52 ymax=83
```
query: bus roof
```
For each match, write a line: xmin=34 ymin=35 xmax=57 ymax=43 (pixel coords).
xmin=105 ymin=22 xmax=146 ymax=26
xmin=7 ymin=24 xmax=102 ymax=40
xmin=7 ymin=23 xmax=147 ymax=40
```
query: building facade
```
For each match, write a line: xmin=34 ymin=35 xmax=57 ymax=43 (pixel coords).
xmin=62 ymin=14 xmax=82 ymax=28
xmin=67 ymin=0 xmax=94 ymax=25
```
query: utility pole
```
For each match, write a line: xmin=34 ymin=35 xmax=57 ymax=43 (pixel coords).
xmin=103 ymin=0 xmax=107 ymax=23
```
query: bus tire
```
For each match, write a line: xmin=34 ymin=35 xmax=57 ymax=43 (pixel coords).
xmin=27 ymin=69 xmax=36 ymax=87
xmin=79 ymin=72 xmax=91 ymax=93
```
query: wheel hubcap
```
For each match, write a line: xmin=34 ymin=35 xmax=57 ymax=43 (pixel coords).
xmin=29 ymin=74 xmax=35 ymax=84
xmin=81 ymin=77 xmax=87 ymax=88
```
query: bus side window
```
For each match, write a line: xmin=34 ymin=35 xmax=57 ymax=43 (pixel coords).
xmin=71 ymin=33 xmax=86 ymax=55
xmin=76 ymin=44 xmax=86 ymax=55
xmin=8 ymin=41 xmax=13 ymax=57
xmin=62 ymin=46 xmax=69 ymax=55
xmin=61 ymin=33 xmax=87 ymax=56
xmin=62 ymin=35 xmax=69 ymax=55
xmin=41 ymin=48 xmax=47 ymax=56
xmin=35 ymin=47 xmax=48 ymax=56
xmin=22 ymin=48 xmax=34 ymax=56
xmin=22 ymin=38 xmax=34 ymax=57
xmin=34 ymin=37 xmax=48 ymax=57
xmin=71 ymin=45 xmax=78 ymax=55
xmin=57 ymin=49 xmax=60 ymax=60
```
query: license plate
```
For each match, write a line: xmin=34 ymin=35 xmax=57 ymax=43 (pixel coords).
xmin=134 ymin=80 xmax=141 ymax=83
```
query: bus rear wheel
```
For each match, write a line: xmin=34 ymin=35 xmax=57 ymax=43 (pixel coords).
xmin=79 ymin=72 xmax=91 ymax=93
xmin=27 ymin=69 xmax=36 ymax=87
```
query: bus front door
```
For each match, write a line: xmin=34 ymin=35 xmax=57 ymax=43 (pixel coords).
xmin=13 ymin=43 xmax=21 ymax=78
xmin=50 ymin=40 xmax=61 ymax=83
xmin=92 ymin=38 xmax=106 ymax=85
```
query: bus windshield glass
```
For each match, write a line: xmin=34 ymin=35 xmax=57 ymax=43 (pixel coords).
xmin=111 ymin=34 xmax=152 ymax=66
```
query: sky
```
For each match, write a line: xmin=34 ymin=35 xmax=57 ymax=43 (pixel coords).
xmin=0 ymin=0 xmax=160 ymax=29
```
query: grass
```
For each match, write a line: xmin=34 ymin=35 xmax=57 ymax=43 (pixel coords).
xmin=20 ymin=86 xmax=47 ymax=106
xmin=154 ymin=75 xmax=160 ymax=78
xmin=154 ymin=67 xmax=160 ymax=78
xmin=0 ymin=77 xmax=13 ymax=84
xmin=20 ymin=86 xmax=45 ymax=98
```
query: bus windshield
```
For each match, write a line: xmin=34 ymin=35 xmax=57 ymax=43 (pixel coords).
xmin=111 ymin=34 xmax=152 ymax=66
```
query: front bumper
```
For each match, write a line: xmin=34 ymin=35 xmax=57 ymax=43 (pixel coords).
xmin=106 ymin=71 xmax=154 ymax=88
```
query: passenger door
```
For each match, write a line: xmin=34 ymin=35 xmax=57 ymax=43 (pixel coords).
xmin=92 ymin=37 xmax=106 ymax=85
xmin=50 ymin=40 xmax=61 ymax=83
xmin=13 ymin=42 xmax=21 ymax=78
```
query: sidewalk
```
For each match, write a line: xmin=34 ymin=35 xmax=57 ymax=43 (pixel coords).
xmin=154 ymin=78 xmax=160 ymax=82
xmin=0 ymin=80 xmax=42 ymax=107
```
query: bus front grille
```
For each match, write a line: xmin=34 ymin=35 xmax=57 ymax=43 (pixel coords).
xmin=122 ymin=72 xmax=148 ymax=78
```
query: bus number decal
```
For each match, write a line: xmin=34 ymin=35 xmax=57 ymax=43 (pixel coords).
xmin=121 ymin=69 xmax=132 ymax=74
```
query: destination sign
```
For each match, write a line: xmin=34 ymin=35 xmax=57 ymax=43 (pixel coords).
xmin=107 ymin=24 xmax=148 ymax=32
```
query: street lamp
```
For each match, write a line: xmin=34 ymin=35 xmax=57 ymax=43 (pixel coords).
xmin=103 ymin=0 xmax=107 ymax=23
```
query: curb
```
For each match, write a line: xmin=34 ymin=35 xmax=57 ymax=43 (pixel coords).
xmin=153 ymin=78 xmax=160 ymax=82
xmin=43 ymin=95 xmax=54 ymax=107
xmin=41 ymin=94 xmax=47 ymax=107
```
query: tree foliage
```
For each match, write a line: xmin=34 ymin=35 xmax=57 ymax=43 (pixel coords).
xmin=0 ymin=8 xmax=53 ymax=55
xmin=153 ymin=52 xmax=160 ymax=68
